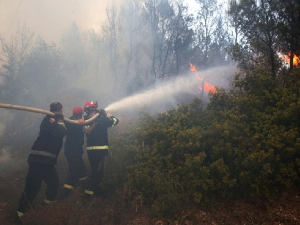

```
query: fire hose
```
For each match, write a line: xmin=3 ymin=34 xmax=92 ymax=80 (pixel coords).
xmin=0 ymin=103 xmax=99 ymax=125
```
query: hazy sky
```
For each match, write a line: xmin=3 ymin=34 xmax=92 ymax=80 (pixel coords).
xmin=0 ymin=0 xmax=123 ymax=43
xmin=0 ymin=0 xmax=197 ymax=43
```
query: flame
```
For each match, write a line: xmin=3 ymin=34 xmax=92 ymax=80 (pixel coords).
xmin=190 ymin=63 xmax=217 ymax=94
xmin=190 ymin=63 xmax=196 ymax=72
xmin=284 ymin=53 xmax=300 ymax=66
xmin=204 ymin=82 xmax=217 ymax=93
xmin=190 ymin=63 xmax=203 ymax=81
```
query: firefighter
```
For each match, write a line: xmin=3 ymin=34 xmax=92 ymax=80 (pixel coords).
xmin=58 ymin=106 xmax=87 ymax=200
xmin=17 ymin=102 xmax=67 ymax=218
xmin=83 ymin=101 xmax=119 ymax=197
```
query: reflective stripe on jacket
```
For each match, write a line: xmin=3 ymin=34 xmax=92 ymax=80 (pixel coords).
xmin=30 ymin=150 xmax=57 ymax=158
xmin=86 ymin=145 xmax=109 ymax=150
xmin=84 ymin=113 xmax=119 ymax=147
xmin=28 ymin=115 xmax=66 ymax=165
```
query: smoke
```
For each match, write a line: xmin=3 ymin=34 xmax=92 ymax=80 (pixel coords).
xmin=0 ymin=0 xmax=237 ymax=165
xmin=105 ymin=65 xmax=236 ymax=117
xmin=0 ymin=148 xmax=12 ymax=164
xmin=0 ymin=0 xmax=124 ymax=43
xmin=200 ymin=65 xmax=237 ymax=89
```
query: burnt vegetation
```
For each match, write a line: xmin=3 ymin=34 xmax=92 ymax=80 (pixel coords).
xmin=1 ymin=0 xmax=300 ymax=224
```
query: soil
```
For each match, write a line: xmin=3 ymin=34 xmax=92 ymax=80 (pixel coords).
xmin=1 ymin=188 xmax=300 ymax=225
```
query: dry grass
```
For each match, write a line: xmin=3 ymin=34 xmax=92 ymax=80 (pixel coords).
xmin=1 ymin=184 xmax=300 ymax=225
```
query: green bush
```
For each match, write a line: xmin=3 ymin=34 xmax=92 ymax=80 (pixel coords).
xmin=103 ymin=68 xmax=300 ymax=218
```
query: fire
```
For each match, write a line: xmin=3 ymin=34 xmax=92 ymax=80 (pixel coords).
xmin=190 ymin=63 xmax=196 ymax=72
xmin=204 ymin=82 xmax=217 ymax=93
xmin=190 ymin=63 xmax=217 ymax=94
xmin=284 ymin=53 xmax=300 ymax=66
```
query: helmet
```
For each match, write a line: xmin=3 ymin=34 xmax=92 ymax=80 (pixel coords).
xmin=83 ymin=101 xmax=98 ymax=113
xmin=73 ymin=106 xmax=84 ymax=116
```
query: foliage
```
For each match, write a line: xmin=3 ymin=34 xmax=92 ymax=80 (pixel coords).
xmin=193 ymin=0 xmax=233 ymax=68
xmin=0 ymin=0 xmax=299 ymax=221
xmin=103 ymin=68 xmax=300 ymax=218
xmin=228 ymin=0 xmax=300 ymax=75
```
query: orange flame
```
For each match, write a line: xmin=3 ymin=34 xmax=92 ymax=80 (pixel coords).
xmin=190 ymin=63 xmax=196 ymax=72
xmin=190 ymin=63 xmax=203 ymax=82
xmin=190 ymin=63 xmax=217 ymax=94
xmin=204 ymin=82 xmax=217 ymax=93
xmin=284 ymin=53 xmax=300 ymax=66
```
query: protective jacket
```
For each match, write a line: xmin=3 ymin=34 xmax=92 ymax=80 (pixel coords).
xmin=28 ymin=114 xmax=66 ymax=165
xmin=84 ymin=113 xmax=119 ymax=149
xmin=83 ymin=111 xmax=118 ymax=196
xmin=64 ymin=115 xmax=84 ymax=158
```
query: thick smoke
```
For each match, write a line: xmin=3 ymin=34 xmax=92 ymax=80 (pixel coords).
xmin=0 ymin=0 xmax=124 ymax=43
xmin=0 ymin=0 xmax=237 ymax=166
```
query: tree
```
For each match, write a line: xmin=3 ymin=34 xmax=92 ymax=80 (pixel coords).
xmin=0 ymin=31 xmax=64 ymax=160
xmin=118 ymin=0 xmax=148 ymax=94
xmin=60 ymin=23 xmax=87 ymax=80
xmin=209 ymin=15 xmax=233 ymax=66
xmin=191 ymin=0 xmax=234 ymax=69
xmin=21 ymin=37 xmax=64 ymax=103
xmin=272 ymin=0 xmax=300 ymax=70
xmin=227 ymin=0 xmax=243 ymax=44
xmin=0 ymin=24 xmax=34 ymax=103
xmin=142 ymin=0 xmax=174 ymax=83
xmin=227 ymin=0 xmax=282 ymax=77
xmin=101 ymin=2 xmax=121 ymax=91
xmin=167 ymin=2 xmax=194 ymax=75
xmin=193 ymin=0 xmax=219 ymax=69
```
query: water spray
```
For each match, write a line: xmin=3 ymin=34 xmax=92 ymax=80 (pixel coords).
xmin=104 ymin=65 xmax=235 ymax=115
xmin=105 ymin=75 xmax=200 ymax=114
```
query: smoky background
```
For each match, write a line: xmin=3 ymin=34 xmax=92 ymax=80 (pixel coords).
xmin=0 ymin=0 xmax=237 ymax=168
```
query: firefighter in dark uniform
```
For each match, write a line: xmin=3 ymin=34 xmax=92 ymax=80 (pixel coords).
xmin=58 ymin=106 xmax=87 ymax=200
xmin=17 ymin=102 xmax=66 ymax=218
xmin=83 ymin=101 xmax=119 ymax=197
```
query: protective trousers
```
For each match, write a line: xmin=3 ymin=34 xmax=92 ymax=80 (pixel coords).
xmin=84 ymin=150 xmax=108 ymax=196
xmin=66 ymin=157 xmax=87 ymax=185
xmin=17 ymin=162 xmax=59 ymax=213
xmin=58 ymin=157 xmax=87 ymax=200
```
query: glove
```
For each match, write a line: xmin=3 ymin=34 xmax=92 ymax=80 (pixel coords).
xmin=78 ymin=118 xmax=85 ymax=125
xmin=97 ymin=109 xmax=106 ymax=117
xmin=54 ymin=114 xmax=64 ymax=122
xmin=84 ymin=124 xmax=95 ymax=134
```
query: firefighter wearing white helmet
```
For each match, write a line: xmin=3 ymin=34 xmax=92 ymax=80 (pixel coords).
xmin=83 ymin=101 xmax=119 ymax=197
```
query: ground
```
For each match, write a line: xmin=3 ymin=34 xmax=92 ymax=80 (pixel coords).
xmin=1 ymin=158 xmax=299 ymax=225
xmin=0 ymin=187 xmax=300 ymax=225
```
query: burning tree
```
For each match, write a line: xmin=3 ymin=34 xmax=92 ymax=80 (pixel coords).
xmin=283 ymin=53 xmax=300 ymax=67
